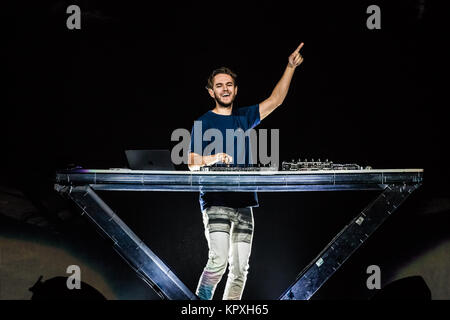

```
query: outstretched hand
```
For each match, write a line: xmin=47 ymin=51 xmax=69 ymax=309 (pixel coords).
xmin=288 ymin=42 xmax=304 ymax=68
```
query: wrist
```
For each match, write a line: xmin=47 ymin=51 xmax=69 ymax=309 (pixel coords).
xmin=205 ymin=154 xmax=216 ymax=166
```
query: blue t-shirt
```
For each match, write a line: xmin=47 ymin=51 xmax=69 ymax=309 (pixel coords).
xmin=189 ymin=104 xmax=261 ymax=211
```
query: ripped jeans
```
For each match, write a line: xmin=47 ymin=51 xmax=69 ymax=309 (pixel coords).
xmin=196 ymin=206 xmax=254 ymax=300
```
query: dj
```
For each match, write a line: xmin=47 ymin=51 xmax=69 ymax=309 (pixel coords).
xmin=188 ymin=42 xmax=304 ymax=300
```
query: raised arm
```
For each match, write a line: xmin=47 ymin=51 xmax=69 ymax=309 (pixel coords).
xmin=259 ymin=42 xmax=304 ymax=120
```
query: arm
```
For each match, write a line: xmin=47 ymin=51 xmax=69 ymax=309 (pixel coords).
xmin=259 ymin=42 xmax=304 ymax=121
xmin=188 ymin=152 xmax=233 ymax=171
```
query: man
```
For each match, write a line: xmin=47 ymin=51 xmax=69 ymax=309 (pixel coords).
xmin=188 ymin=42 xmax=304 ymax=300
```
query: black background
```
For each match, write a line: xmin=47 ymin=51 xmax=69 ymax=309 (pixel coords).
xmin=3 ymin=0 xmax=449 ymax=300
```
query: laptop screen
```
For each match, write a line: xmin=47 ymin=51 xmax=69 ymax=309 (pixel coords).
xmin=125 ymin=150 xmax=175 ymax=170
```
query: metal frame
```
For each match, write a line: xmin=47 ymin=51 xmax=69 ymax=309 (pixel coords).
xmin=55 ymin=184 xmax=198 ymax=300
xmin=54 ymin=169 xmax=423 ymax=300
xmin=279 ymin=183 xmax=420 ymax=300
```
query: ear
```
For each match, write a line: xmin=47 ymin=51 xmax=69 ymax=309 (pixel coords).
xmin=235 ymin=85 xmax=238 ymax=96
xmin=207 ymin=88 xmax=215 ymax=99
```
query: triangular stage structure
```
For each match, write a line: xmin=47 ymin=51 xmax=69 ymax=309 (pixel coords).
xmin=55 ymin=168 xmax=422 ymax=300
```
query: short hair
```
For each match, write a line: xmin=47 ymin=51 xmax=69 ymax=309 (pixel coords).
xmin=206 ymin=67 xmax=237 ymax=90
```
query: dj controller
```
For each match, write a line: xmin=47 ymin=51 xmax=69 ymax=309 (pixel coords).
xmin=200 ymin=159 xmax=372 ymax=171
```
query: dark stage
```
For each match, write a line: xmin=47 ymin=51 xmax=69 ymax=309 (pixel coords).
xmin=2 ymin=0 xmax=449 ymax=304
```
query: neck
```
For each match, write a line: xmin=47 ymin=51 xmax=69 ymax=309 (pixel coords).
xmin=212 ymin=104 xmax=233 ymax=115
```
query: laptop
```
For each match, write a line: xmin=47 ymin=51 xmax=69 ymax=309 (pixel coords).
xmin=125 ymin=150 xmax=175 ymax=171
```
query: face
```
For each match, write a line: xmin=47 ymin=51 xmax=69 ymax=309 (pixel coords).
xmin=208 ymin=73 xmax=238 ymax=108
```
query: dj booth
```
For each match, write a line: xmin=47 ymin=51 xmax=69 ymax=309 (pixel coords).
xmin=54 ymin=168 xmax=423 ymax=300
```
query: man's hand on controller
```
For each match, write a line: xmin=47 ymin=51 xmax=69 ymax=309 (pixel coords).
xmin=214 ymin=153 xmax=233 ymax=165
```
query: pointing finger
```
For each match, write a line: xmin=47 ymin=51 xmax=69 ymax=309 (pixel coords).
xmin=295 ymin=42 xmax=304 ymax=53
